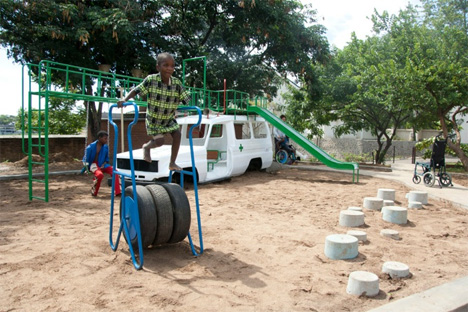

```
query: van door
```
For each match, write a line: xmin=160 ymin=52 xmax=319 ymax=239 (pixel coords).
xmin=205 ymin=122 xmax=230 ymax=181
xmin=231 ymin=120 xmax=256 ymax=175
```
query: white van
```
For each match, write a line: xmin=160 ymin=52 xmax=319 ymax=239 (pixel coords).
xmin=116 ymin=114 xmax=273 ymax=184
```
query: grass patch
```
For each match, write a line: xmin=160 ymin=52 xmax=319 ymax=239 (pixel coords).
xmin=446 ymin=162 xmax=467 ymax=173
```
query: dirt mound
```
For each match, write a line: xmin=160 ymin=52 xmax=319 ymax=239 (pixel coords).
xmin=49 ymin=151 xmax=79 ymax=163
xmin=13 ymin=152 xmax=79 ymax=168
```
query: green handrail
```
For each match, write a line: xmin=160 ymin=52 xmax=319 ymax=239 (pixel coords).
xmin=22 ymin=58 xmax=271 ymax=201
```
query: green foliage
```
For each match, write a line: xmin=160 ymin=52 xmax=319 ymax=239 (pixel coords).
xmin=415 ymin=137 xmax=436 ymax=159
xmin=0 ymin=115 xmax=16 ymax=126
xmin=447 ymin=143 xmax=468 ymax=158
xmin=288 ymin=31 xmax=416 ymax=164
xmin=0 ymin=0 xmax=330 ymax=138
xmin=286 ymin=1 xmax=468 ymax=168
xmin=284 ymin=85 xmax=324 ymax=139
xmin=342 ymin=153 xmax=374 ymax=163
xmin=0 ymin=0 xmax=329 ymax=97
xmin=415 ymin=137 xmax=468 ymax=159
xmin=15 ymin=98 xmax=86 ymax=135
xmin=446 ymin=161 xmax=467 ymax=173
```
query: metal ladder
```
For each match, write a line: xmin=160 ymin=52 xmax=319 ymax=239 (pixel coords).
xmin=24 ymin=63 xmax=49 ymax=202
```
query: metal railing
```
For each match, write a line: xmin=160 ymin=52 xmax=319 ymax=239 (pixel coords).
xmin=22 ymin=59 xmax=270 ymax=201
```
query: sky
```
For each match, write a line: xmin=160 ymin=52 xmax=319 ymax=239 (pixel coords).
xmin=306 ymin=0 xmax=420 ymax=49
xmin=0 ymin=0 xmax=420 ymax=116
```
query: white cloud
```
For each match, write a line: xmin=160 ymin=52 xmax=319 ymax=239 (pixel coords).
xmin=305 ymin=0 xmax=421 ymax=48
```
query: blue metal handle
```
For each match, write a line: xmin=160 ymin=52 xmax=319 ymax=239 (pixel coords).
xmin=172 ymin=106 xmax=204 ymax=256
xmin=108 ymin=102 xmax=144 ymax=270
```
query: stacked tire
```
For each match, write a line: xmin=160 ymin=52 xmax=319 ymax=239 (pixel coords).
xmin=120 ymin=183 xmax=191 ymax=249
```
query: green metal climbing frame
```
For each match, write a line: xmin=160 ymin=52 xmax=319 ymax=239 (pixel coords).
xmin=22 ymin=59 xmax=268 ymax=201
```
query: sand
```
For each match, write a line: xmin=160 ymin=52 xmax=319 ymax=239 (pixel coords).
xmin=1 ymin=162 xmax=468 ymax=311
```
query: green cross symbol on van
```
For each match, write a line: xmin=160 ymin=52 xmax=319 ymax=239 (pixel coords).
xmin=239 ymin=144 xmax=243 ymax=152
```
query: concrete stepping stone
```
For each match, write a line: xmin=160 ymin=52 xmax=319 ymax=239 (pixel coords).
xmin=380 ymin=229 xmax=400 ymax=240
xmin=346 ymin=230 xmax=367 ymax=242
xmin=382 ymin=206 xmax=407 ymax=225
xmin=363 ymin=197 xmax=383 ymax=211
xmin=408 ymin=201 xmax=423 ymax=209
xmin=406 ymin=191 xmax=428 ymax=205
xmin=382 ymin=261 xmax=410 ymax=278
xmin=324 ymin=234 xmax=358 ymax=260
xmin=346 ymin=271 xmax=380 ymax=297
xmin=339 ymin=210 xmax=365 ymax=227
xmin=378 ymin=188 xmax=395 ymax=201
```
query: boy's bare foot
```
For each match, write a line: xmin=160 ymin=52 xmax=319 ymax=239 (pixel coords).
xmin=142 ymin=143 xmax=151 ymax=163
xmin=169 ymin=162 xmax=182 ymax=171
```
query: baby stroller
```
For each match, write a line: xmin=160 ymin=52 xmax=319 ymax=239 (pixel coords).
xmin=413 ymin=134 xmax=453 ymax=188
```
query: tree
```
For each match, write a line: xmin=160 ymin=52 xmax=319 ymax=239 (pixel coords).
xmin=373 ymin=1 xmax=468 ymax=170
xmin=419 ymin=0 xmax=468 ymax=170
xmin=287 ymin=31 xmax=417 ymax=164
xmin=15 ymin=97 xmax=86 ymax=135
xmin=1 ymin=0 xmax=161 ymax=138
xmin=288 ymin=2 xmax=468 ymax=168
xmin=0 ymin=114 xmax=16 ymax=126
xmin=0 ymin=0 xmax=329 ymax=139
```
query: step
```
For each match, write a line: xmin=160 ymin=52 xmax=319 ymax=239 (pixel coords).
xmin=324 ymin=234 xmax=359 ymax=260
xmin=346 ymin=271 xmax=380 ymax=297
xmin=382 ymin=206 xmax=408 ymax=225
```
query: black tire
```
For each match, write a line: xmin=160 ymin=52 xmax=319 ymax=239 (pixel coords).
xmin=120 ymin=185 xmax=157 ymax=249
xmin=170 ymin=167 xmax=198 ymax=184
xmin=247 ymin=158 xmax=262 ymax=171
xmin=160 ymin=183 xmax=191 ymax=244
xmin=423 ymin=172 xmax=435 ymax=187
xmin=412 ymin=175 xmax=421 ymax=184
xmin=276 ymin=150 xmax=288 ymax=164
xmin=286 ymin=153 xmax=296 ymax=165
xmin=439 ymin=172 xmax=452 ymax=187
xmin=145 ymin=184 xmax=174 ymax=246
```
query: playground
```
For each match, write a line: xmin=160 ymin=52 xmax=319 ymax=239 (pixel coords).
xmin=1 ymin=162 xmax=468 ymax=311
xmin=2 ymin=57 xmax=467 ymax=310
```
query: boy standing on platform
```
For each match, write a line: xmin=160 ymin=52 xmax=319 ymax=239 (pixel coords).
xmin=117 ymin=52 xmax=191 ymax=171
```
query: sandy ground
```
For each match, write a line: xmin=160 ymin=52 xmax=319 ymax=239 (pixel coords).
xmin=1 ymin=158 xmax=468 ymax=311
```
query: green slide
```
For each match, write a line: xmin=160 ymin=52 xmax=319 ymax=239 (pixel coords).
xmin=248 ymin=106 xmax=359 ymax=182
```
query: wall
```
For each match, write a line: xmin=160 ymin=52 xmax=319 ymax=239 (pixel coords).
xmin=0 ymin=114 xmax=171 ymax=163
xmin=293 ymin=137 xmax=418 ymax=162
xmin=0 ymin=135 xmax=86 ymax=162
xmin=321 ymin=122 xmax=468 ymax=144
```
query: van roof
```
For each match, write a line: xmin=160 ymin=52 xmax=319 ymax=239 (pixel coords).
xmin=176 ymin=114 xmax=267 ymax=124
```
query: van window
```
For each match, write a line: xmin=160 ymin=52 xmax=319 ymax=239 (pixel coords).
xmin=182 ymin=124 xmax=206 ymax=146
xmin=210 ymin=124 xmax=223 ymax=138
xmin=234 ymin=122 xmax=251 ymax=139
xmin=252 ymin=122 xmax=267 ymax=138
xmin=186 ymin=124 xmax=206 ymax=138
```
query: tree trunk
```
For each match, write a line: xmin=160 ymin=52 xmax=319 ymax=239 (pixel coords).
xmin=375 ymin=134 xmax=384 ymax=164
xmin=447 ymin=140 xmax=468 ymax=171
xmin=379 ymin=139 xmax=394 ymax=164
xmin=85 ymin=81 xmax=103 ymax=141
xmin=439 ymin=110 xmax=468 ymax=171
xmin=375 ymin=128 xmax=395 ymax=165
